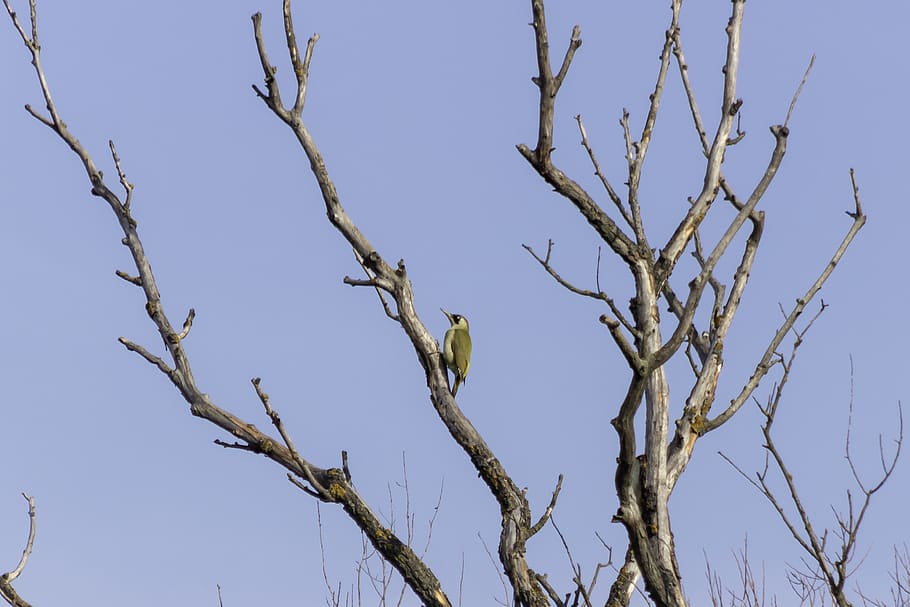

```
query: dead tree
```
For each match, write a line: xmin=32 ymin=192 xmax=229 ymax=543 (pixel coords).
xmin=2 ymin=1 xmax=870 ymax=606
xmin=721 ymin=350 xmax=902 ymax=607
xmin=517 ymin=2 xmax=866 ymax=605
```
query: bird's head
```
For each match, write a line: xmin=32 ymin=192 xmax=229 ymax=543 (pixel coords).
xmin=441 ymin=308 xmax=469 ymax=331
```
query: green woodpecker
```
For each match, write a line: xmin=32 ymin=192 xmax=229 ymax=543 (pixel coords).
xmin=441 ymin=308 xmax=472 ymax=396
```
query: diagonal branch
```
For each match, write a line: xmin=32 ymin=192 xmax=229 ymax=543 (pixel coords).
xmin=574 ymin=115 xmax=631 ymax=228
xmin=520 ymin=241 xmax=643 ymax=369
xmin=347 ymin=249 xmax=400 ymax=322
xmin=5 ymin=3 xmax=452 ymax=606
xmin=252 ymin=3 xmax=550 ymax=606
xmin=523 ymin=240 xmax=637 ymax=336
xmin=784 ymin=55 xmax=816 ymax=129
xmin=252 ymin=377 xmax=329 ymax=499
xmin=656 ymin=41 xmax=820 ymax=379
xmin=529 ymin=474 xmax=564 ymax=537
xmin=705 ymin=170 xmax=867 ymax=433
xmin=651 ymin=125 xmax=786 ymax=369
xmin=722 ymin=320 xmax=900 ymax=607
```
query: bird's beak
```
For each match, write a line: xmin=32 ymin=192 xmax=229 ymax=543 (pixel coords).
xmin=440 ymin=308 xmax=454 ymax=324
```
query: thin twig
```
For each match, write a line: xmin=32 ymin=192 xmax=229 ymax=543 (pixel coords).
xmin=523 ymin=240 xmax=637 ymax=336
xmin=252 ymin=377 xmax=330 ymax=498
xmin=350 ymin=248 xmax=398 ymax=321
xmin=479 ymin=533 xmax=510 ymax=607
xmin=707 ymin=172 xmax=867 ymax=432
xmin=574 ymin=114 xmax=631 ymax=226
xmin=784 ymin=54 xmax=816 ymax=129
xmin=530 ymin=474 xmax=563 ymax=537
xmin=107 ymin=140 xmax=135 ymax=213
xmin=117 ymin=337 xmax=176 ymax=377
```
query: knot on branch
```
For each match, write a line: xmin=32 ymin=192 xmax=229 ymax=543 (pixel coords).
xmin=364 ymin=250 xmax=382 ymax=271
xmin=326 ymin=468 xmax=347 ymax=501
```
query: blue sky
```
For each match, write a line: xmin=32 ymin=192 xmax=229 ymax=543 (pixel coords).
xmin=1 ymin=2 xmax=907 ymax=605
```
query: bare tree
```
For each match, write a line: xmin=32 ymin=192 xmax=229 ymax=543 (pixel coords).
xmin=705 ymin=539 xmax=771 ymax=607
xmin=1 ymin=1 xmax=888 ymax=607
xmin=518 ymin=1 xmax=864 ymax=605
xmin=722 ymin=348 xmax=903 ymax=607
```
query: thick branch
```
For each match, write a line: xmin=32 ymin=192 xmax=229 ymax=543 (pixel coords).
xmin=252 ymin=4 xmax=546 ymax=605
xmin=605 ymin=548 xmax=639 ymax=607
xmin=6 ymin=3 xmax=452 ymax=606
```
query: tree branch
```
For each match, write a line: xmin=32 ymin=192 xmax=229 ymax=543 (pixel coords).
xmin=574 ymin=115 xmax=631 ymax=227
xmin=653 ymin=0 xmax=746 ymax=289
xmin=706 ymin=171 xmax=867 ymax=432
xmin=518 ymin=0 xmax=638 ymax=268
xmin=651 ymin=124 xmax=785 ymax=369
xmin=252 ymin=3 xmax=548 ymax=605
xmin=6 ymin=2 xmax=452 ymax=605
xmin=523 ymin=240 xmax=637 ymax=337
xmin=529 ymin=474 xmax=563 ymax=537
xmin=722 ymin=341 xmax=901 ymax=607
xmin=0 ymin=493 xmax=37 ymax=607
xmin=625 ymin=0 xmax=681 ymax=249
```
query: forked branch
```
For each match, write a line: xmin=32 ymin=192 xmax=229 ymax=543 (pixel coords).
xmin=5 ymin=2 xmax=451 ymax=606
xmin=653 ymin=0 xmax=746 ymax=289
xmin=518 ymin=1 xmax=867 ymax=605
xmin=251 ymin=2 xmax=550 ymax=605
xmin=706 ymin=171 xmax=867 ymax=432
xmin=517 ymin=1 xmax=638 ymax=267
xmin=722 ymin=343 xmax=901 ymax=607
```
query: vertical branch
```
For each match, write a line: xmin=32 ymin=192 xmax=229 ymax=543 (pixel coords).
xmin=280 ymin=0 xmax=318 ymax=114
xmin=626 ymin=0 xmax=681 ymax=247
xmin=518 ymin=1 xmax=638 ymax=267
xmin=527 ymin=0 xmax=581 ymax=165
xmin=654 ymin=0 xmax=746 ymax=288
xmin=0 ymin=493 xmax=37 ymax=607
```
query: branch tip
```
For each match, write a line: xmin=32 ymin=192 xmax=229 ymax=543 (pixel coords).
xmin=175 ymin=308 xmax=196 ymax=341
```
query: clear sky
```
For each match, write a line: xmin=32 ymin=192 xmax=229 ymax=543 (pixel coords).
xmin=1 ymin=2 xmax=906 ymax=605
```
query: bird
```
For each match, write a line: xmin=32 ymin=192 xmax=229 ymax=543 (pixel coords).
xmin=441 ymin=308 xmax=472 ymax=396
